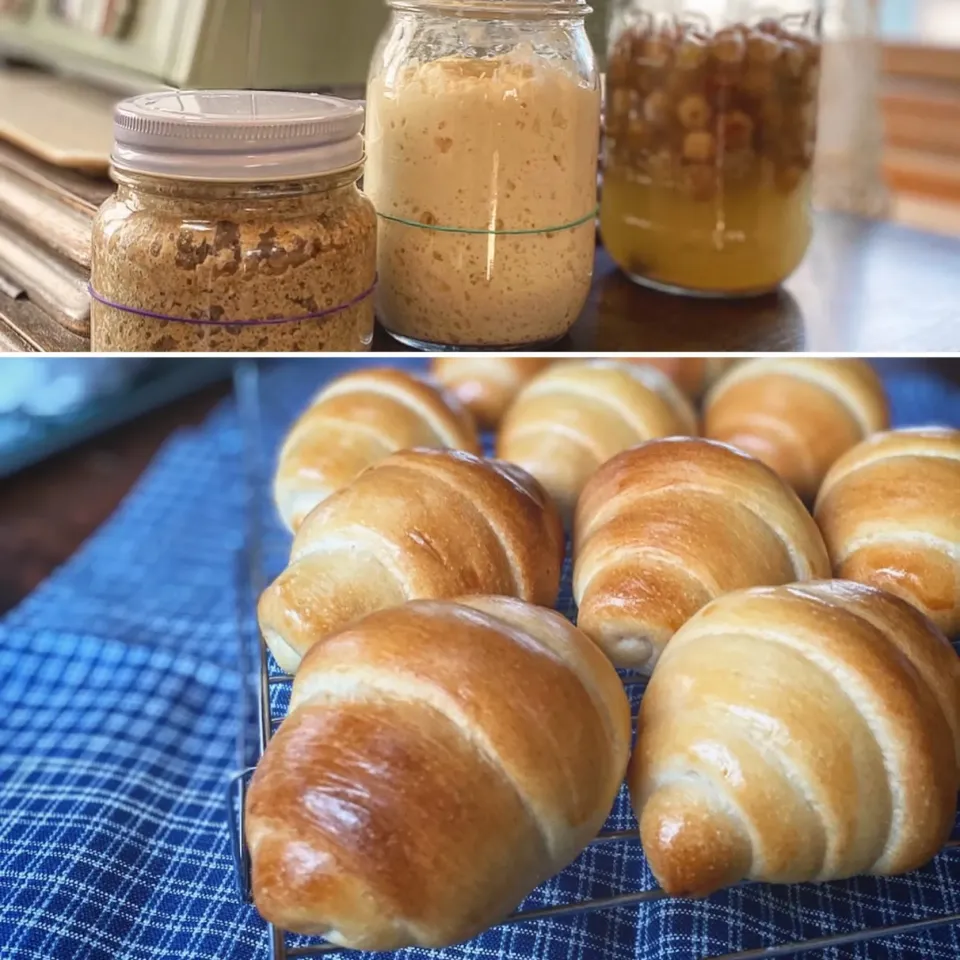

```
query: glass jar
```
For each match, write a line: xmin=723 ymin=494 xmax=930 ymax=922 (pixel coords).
xmin=365 ymin=0 xmax=602 ymax=350
xmin=814 ymin=0 xmax=887 ymax=218
xmin=600 ymin=1 xmax=823 ymax=297
xmin=91 ymin=91 xmax=378 ymax=353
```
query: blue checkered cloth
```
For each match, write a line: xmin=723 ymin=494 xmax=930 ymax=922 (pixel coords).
xmin=1 ymin=359 xmax=958 ymax=960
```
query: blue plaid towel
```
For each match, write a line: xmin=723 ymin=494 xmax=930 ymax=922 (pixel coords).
xmin=1 ymin=358 xmax=958 ymax=960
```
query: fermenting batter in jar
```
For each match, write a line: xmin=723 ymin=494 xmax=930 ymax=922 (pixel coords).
xmin=365 ymin=49 xmax=600 ymax=348
xmin=90 ymin=91 xmax=377 ymax=352
xmin=92 ymin=179 xmax=377 ymax=352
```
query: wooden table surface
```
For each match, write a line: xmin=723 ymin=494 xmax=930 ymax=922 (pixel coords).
xmin=382 ymin=212 xmax=960 ymax=353
xmin=1 ymin=357 xmax=957 ymax=618
xmin=574 ymin=214 xmax=960 ymax=353
xmin=2 ymin=211 xmax=958 ymax=354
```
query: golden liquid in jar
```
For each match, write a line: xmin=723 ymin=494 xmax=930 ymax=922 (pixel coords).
xmin=600 ymin=164 xmax=812 ymax=295
xmin=602 ymin=15 xmax=820 ymax=296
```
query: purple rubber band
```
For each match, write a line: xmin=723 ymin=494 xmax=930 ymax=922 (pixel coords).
xmin=87 ymin=279 xmax=377 ymax=327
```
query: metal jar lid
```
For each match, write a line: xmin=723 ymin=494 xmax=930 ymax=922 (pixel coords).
xmin=111 ymin=90 xmax=365 ymax=182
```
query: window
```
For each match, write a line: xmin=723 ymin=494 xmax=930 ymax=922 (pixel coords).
xmin=881 ymin=0 xmax=960 ymax=45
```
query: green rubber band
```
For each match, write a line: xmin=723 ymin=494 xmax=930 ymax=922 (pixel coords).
xmin=376 ymin=206 xmax=599 ymax=236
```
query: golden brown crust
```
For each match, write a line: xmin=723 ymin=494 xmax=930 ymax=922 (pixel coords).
xmin=497 ymin=360 xmax=699 ymax=525
xmin=274 ymin=367 xmax=481 ymax=532
xmin=630 ymin=580 xmax=960 ymax=898
xmin=259 ymin=448 xmax=564 ymax=673
xmin=573 ymin=437 xmax=830 ymax=671
xmin=703 ymin=358 xmax=890 ymax=502
xmin=814 ymin=427 xmax=960 ymax=636
xmin=246 ymin=597 xmax=632 ymax=950
xmin=622 ymin=357 xmax=739 ymax=398
xmin=431 ymin=357 xmax=553 ymax=429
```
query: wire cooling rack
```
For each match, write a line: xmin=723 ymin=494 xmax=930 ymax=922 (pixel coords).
xmin=225 ymin=360 xmax=960 ymax=960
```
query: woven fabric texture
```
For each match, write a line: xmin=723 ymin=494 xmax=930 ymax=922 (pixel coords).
xmin=0 ymin=358 xmax=958 ymax=960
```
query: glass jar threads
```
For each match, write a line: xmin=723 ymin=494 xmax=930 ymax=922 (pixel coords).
xmin=600 ymin=2 xmax=823 ymax=297
xmin=91 ymin=91 xmax=378 ymax=352
xmin=365 ymin=0 xmax=602 ymax=350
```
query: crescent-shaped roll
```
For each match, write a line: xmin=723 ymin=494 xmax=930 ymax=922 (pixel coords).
xmin=274 ymin=367 xmax=480 ymax=532
xmin=703 ymin=358 xmax=890 ymax=501
xmin=431 ymin=357 xmax=553 ymax=429
xmin=630 ymin=580 xmax=960 ymax=899
xmin=624 ymin=358 xmax=739 ymax=399
xmin=814 ymin=427 xmax=960 ymax=636
xmin=573 ymin=437 xmax=831 ymax=671
xmin=497 ymin=360 xmax=699 ymax=524
xmin=259 ymin=448 xmax=565 ymax=673
xmin=245 ymin=596 xmax=632 ymax=951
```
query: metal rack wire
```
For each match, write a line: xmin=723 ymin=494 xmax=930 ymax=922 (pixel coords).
xmin=226 ymin=361 xmax=960 ymax=960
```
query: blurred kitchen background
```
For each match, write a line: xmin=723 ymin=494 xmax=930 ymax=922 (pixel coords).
xmin=0 ymin=0 xmax=957 ymax=351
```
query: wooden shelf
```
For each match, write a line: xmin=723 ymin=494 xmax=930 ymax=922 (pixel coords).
xmin=879 ymin=40 xmax=960 ymax=227
xmin=884 ymin=147 xmax=960 ymax=201
xmin=891 ymin=192 xmax=960 ymax=237
xmin=883 ymin=42 xmax=960 ymax=84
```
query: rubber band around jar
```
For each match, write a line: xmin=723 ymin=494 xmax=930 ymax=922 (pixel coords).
xmin=87 ymin=280 xmax=377 ymax=327
xmin=375 ymin=207 xmax=599 ymax=236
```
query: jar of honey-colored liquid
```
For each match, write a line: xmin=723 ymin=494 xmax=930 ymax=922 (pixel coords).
xmin=600 ymin=2 xmax=823 ymax=297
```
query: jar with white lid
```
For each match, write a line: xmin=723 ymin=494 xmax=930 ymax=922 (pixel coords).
xmin=90 ymin=91 xmax=377 ymax=353
xmin=365 ymin=0 xmax=601 ymax=351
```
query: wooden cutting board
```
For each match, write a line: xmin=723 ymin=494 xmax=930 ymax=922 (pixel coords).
xmin=0 ymin=68 xmax=116 ymax=173
xmin=0 ymin=141 xmax=114 ymax=213
xmin=0 ymin=290 xmax=89 ymax=352
xmin=0 ymin=221 xmax=90 ymax=335
xmin=0 ymin=166 xmax=96 ymax=267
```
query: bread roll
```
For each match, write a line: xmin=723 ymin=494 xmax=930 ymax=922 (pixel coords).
xmin=815 ymin=427 xmax=960 ymax=636
xmin=259 ymin=448 xmax=564 ymax=673
xmin=497 ymin=360 xmax=698 ymax=524
xmin=631 ymin=580 xmax=960 ymax=899
xmin=704 ymin=358 xmax=890 ymax=501
xmin=574 ymin=437 xmax=831 ymax=670
xmin=246 ymin=596 xmax=632 ymax=951
xmin=624 ymin=358 xmax=739 ymax=398
xmin=431 ymin=357 xmax=553 ymax=429
xmin=274 ymin=367 xmax=480 ymax=532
